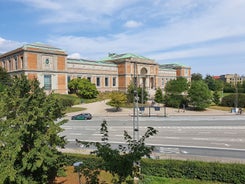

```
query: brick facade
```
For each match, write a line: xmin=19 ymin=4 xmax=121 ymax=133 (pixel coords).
xmin=0 ymin=43 xmax=192 ymax=96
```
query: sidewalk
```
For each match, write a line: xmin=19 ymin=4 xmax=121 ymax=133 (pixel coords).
xmin=67 ymin=100 xmax=242 ymax=117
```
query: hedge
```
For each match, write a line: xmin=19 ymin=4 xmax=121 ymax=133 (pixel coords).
xmin=141 ymin=159 xmax=245 ymax=184
xmin=63 ymin=154 xmax=245 ymax=184
xmin=221 ymin=93 xmax=245 ymax=108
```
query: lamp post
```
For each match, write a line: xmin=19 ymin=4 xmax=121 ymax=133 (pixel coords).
xmin=234 ymin=73 xmax=239 ymax=113
xmin=73 ymin=161 xmax=83 ymax=184
xmin=133 ymin=62 xmax=139 ymax=141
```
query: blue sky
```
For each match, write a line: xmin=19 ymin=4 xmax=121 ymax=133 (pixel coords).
xmin=1 ymin=0 xmax=245 ymax=76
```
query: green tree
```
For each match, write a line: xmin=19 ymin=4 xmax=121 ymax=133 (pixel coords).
xmin=68 ymin=78 xmax=98 ymax=99
xmin=154 ymin=87 xmax=163 ymax=103
xmin=204 ymin=75 xmax=216 ymax=91
xmin=127 ymin=81 xmax=148 ymax=104
xmin=223 ymin=82 xmax=236 ymax=93
xmin=188 ymin=80 xmax=212 ymax=110
xmin=164 ymin=77 xmax=189 ymax=108
xmin=213 ymin=90 xmax=220 ymax=105
xmin=204 ymin=75 xmax=224 ymax=91
xmin=221 ymin=94 xmax=245 ymax=107
xmin=137 ymin=86 xmax=148 ymax=104
xmin=0 ymin=75 xmax=67 ymax=184
xmin=76 ymin=120 xmax=157 ymax=183
xmin=191 ymin=73 xmax=203 ymax=81
xmin=165 ymin=77 xmax=189 ymax=94
xmin=126 ymin=81 xmax=136 ymax=103
xmin=108 ymin=91 xmax=127 ymax=111
xmin=0 ymin=67 xmax=11 ymax=92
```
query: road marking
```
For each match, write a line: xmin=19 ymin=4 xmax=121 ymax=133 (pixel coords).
xmin=159 ymin=147 xmax=180 ymax=154
xmin=70 ymin=133 xmax=82 ymax=135
xmin=164 ymin=136 xmax=180 ymax=140
xmin=192 ymin=138 xmax=209 ymax=141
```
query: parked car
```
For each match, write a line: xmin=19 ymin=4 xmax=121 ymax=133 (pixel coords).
xmin=71 ymin=113 xmax=92 ymax=120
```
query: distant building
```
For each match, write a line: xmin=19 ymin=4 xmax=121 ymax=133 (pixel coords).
xmin=159 ymin=63 xmax=192 ymax=82
xmin=0 ymin=43 xmax=191 ymax=96
xmin=212 ymin=76 xmax=220 ymax=80
xmin=220 ymin=74 xmax=245 ymax=85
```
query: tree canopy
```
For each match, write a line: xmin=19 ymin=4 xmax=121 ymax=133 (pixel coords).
xmin=127 ymin=81 xmax=148 ymax=104
xmin=191 ymin=73 xmax=203 ymax=81
xmin=188 ymin=80 xmax=212 ymax=110
xmin=165 ymin=77 xmax=189 ymax=94
xmin=0 ymin=67 xmax=11 ymax=92
xmin=68 ymin=78 xmax=99 ymax=99
xmin=154 ymin=87 xmax=163 ymax=103
xmin=164 ymin=77 xmax=189 ymax=108
xmin=108 ymin=91 xmax=127 ymax=111
xmin=0 ymin=75 xmax=67 ymax=184
xmin=204 ymin=75 xmax=224 ymax=91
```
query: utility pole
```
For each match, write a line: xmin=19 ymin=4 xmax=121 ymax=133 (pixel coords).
xmin=133 ymin=62 xmax=139 ymax=141
xmin=132 ymin=62 xmax=140 ymax=183
xmin=235 ymin=73 xmax=238 ymax=111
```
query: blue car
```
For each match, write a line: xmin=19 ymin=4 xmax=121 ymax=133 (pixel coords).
xmin=71 ymin=113 xmax=92 ymax=120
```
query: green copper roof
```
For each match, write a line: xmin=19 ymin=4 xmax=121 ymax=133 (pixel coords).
xmin=101 ymin=53 xmax=151 ymax=61
xmin=22 ymin=42 xmax=66 ymax=53
xmin=67 ymin=58 xmax=117 ymax=66
xmin=160 ymin=63 xmax=188 ymax=68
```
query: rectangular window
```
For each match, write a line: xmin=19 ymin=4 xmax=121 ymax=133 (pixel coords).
xmin=20 ymin=56 xmax=23 ymax=69
xmin=67 ymin=76 xmax=71 ymax=83
xmin=185 ymin=69 xmax=188 ymax=76
xmin=8 ymin=60 xmax=12 ymax=71
xmin=87 ymin=77 xmax=91 ymax=82
xmin=162 ymin=78 xmax=165 ymax=86
xmin=96 ymin=77 xmax=100 ymax=86
xmin=105 ymin=77 xmax=108 ymax=86
xmin=44 ymin=75 xmax=52 ymax=90
xmin=113 ymin=77 xmax=116 ymax=86
xmin=15 ymin=57 xmax=18 ymax=70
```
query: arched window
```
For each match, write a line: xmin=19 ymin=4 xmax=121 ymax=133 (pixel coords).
xmin=140 ymin=67 xmax=147 ymax=76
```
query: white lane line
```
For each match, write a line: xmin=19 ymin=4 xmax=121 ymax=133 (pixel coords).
xmin=192 ymin=138 xmax=209 ymax=141
xmin=164 ymin=137 xmax=180 ymax=140
xmin=70 ymin=133 xmax=82 ymax=135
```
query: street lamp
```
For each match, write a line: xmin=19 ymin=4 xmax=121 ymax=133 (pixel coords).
xmin=73 ymin=161 xmax=83 ymax=184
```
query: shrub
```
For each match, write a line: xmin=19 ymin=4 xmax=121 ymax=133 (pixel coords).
xmin=221 ymin=93 xmax=245 ymax=107
xmin=141 ymin=159 xmax=245 ymax=184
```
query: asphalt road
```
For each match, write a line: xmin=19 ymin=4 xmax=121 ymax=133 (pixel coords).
xmin=60 ymin=115 xmax=245 ymax=162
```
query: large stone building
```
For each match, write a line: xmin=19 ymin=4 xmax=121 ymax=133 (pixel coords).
xmin=0 ymin=43 xmax=191 ymax=96
xmin=220 ymin=74 xmax=245 ymax=85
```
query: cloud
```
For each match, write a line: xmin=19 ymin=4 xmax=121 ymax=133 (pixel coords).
xmin=68 ymin=53 xmax=82 ymax=59
xmin=14 ymin=0 xmax=140 ymax=24
xmin=124 ymin=20 xmax=142 ymax=28
xmin=0 ymin=37 xmax=23 ymax=54
xmin=4 ymin=0 xmax=245 ymax=76
xmin=16 ymin=0 xmax=60 ymax=10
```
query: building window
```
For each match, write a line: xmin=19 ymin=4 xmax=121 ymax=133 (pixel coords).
xmin=87 ymin=77 xmax=91 ymax=82
xmin=44 ymin=75 xmax=52 ymax=90
xmin=185 ymin=69 xmax=188 ymax=76
xmin=105 ymin=77 xmax=108 ymax=86
xmin=67 ymin=76 xmax=71 ymax=83
xmin=162 ymin=78 xmax=165 ymax=86
xmin=20 ymin=56 xmax=23 ymax=69
xmin=8 ymin=60 xmax=12 ymax=71
xmin=15 ymin=57 xmax=18 ymax=70
xmin=113 ymin=77 xmax=116 ymax=86
xmin=96 ymin=77 xmax=100 ymax=86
